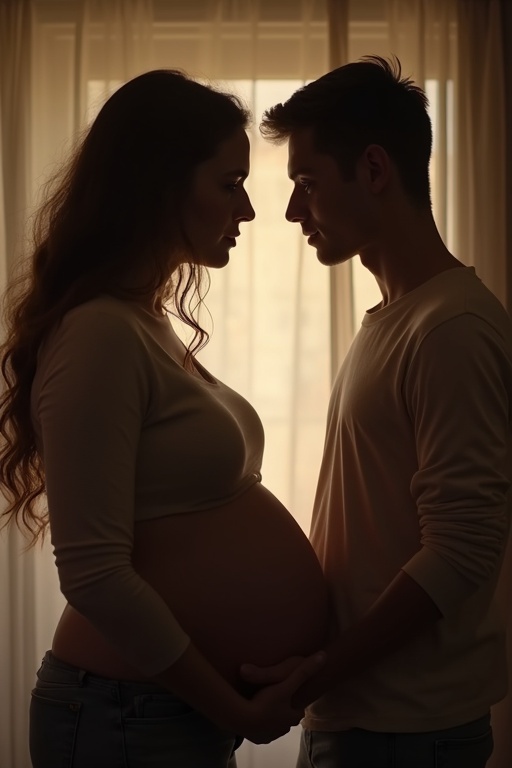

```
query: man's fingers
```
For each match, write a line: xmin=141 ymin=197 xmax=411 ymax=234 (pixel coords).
xmin=279 ymin=652 xmax=326 ymax=696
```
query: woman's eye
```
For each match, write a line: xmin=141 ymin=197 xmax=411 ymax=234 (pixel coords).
xmin=225 ymin=180 xmax=242 ymax=193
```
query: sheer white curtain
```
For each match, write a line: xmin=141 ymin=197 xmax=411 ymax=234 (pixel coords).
xmin=0 ymin=2 xmax=330 ymax=767
xmin=456 ymin=0 xmax=507 ymax=310
xmin=325 ymin=0 xmax=354 ymax=377
xmin=455 ymin=8 xmax=512 ymax=765
xmin=0 ymin=4 xmax=54 ymax=767
xmin=0 ymin=0 xmax=32 ymax=285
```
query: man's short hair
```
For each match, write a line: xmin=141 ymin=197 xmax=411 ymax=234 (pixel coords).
xmin=261 ymin=56 xmax=433 ymax=208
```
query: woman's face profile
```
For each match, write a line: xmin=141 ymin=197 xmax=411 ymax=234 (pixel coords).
xmin=180 ymin=126 xmax=256 ymax=269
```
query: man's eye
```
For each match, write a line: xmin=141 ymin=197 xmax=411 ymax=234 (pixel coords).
xmin=300 ymin=180 xmax=312 ymax=194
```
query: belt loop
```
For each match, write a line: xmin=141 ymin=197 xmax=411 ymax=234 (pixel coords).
xmin=77 ymin=668 xmax=87 ymax=685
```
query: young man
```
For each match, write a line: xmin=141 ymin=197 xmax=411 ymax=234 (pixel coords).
xmin=243 ymin=57 xmax=512 ymax=767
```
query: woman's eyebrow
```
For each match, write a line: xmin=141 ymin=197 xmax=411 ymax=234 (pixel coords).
xmin=223 ymin=169 xmax=249 ymax=179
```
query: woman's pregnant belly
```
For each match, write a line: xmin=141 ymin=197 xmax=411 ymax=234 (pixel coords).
xmin=133 ymin=482 xmax=331 ymax=687
xmin=52 ymin=482 xmax=331 ymax=688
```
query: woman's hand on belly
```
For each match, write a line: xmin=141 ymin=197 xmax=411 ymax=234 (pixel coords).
xmin=240 ymin=634 xmax=341 ymax=710
xmin=236 ymin=652 xmax=326 ymax=743
xmin=240 ymin=653 xmax=328 ymax=711
xmin=240 ymin=655 xmax=306 ymax=688
xmin=154 ymin=640 xmax=325 ymax=744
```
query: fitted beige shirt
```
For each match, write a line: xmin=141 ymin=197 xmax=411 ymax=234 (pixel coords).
xmin=31 ymin=296 xmax=264 ymax=675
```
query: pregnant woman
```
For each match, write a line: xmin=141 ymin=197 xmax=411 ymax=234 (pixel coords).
xmin=0 ymin=70 xmax=330 ymax=767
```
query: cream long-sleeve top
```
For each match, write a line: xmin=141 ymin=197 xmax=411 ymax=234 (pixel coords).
xmin=30 ymin=295 xmax=264 ymax=676
xmin=306 ymin=266 xmax=512 ymax=733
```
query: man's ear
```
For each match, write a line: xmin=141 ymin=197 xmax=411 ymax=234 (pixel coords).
xmin=360 ymin=144 xmax=391 ymax=193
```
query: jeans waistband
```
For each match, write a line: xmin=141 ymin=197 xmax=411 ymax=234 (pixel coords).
xmin=38 ymin=651 xmax=170 ymax=696
xmin=40 ymin=651 xmax=89 ymax=684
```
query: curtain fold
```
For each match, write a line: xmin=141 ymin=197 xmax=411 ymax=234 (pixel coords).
xmin=74 ymin=0 xmax=156 ymax=127
xmin=455 ymin=0 xmax=507 ymax=309
xmin=385 ymin=0 xmax=457 ymax=245
xmin=326 ymin=0 xmax=354 ymax=381
xmin=0 ymin=0 xmax=32 ymax=287
xmin=453 ymin=8 xmax=510 ymax=762
xmin=0 ymin=5 xmax=40 ymax=766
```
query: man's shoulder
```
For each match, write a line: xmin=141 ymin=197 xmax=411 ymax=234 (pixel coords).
xmin=405 ymin=267 xmax=511 ymax=340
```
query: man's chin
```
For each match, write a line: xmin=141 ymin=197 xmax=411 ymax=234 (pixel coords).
xmin=315 ymin=249 xmax=341 ymax=267
xmin=314 ymin=246 xmax=354 ymax=267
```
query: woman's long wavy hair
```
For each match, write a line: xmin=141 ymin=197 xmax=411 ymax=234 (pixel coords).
xmin=0 ymin=69 xmax=250 ymax=545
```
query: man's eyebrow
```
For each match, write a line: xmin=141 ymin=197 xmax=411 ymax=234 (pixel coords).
xmin=288 ymin=166 xmax=315 ymax=180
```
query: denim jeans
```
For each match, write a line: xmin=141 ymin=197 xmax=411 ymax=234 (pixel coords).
xmin=29 ymin=651 xmax=241 ymax=768
xmin=296 ymin=714 xmax=493 ymax=768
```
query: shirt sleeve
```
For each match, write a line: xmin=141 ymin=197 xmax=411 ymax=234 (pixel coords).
xmin=402 ymin=313 xmax=512 ymax=615
xmin=33 ymin=306 xmax=190 ymax=675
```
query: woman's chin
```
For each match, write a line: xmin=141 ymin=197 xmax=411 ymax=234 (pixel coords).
xmin=194 ymin=250 xmax=231 ymax=269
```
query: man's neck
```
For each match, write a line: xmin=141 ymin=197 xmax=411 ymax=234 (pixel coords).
xmin=359 ymin=208 xmax=462 ymax=307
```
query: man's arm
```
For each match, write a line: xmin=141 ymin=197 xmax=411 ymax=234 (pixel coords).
xmin=292 ymin=569 xmax=442 ymax=706
xmin=242 ymin=569 xmax=442 ymax=707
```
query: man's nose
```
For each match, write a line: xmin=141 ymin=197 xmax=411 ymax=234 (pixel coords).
xmin=285 ymin=187 xmax=305 ymax=223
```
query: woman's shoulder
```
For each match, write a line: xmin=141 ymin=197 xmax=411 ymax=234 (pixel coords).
xmin=40 ymin=296 xmax=147 ymax=370
xmin=57 ymin=294 xmax=152 ymax=343
xmin=65 ymin=294 xmax=139 ymax=325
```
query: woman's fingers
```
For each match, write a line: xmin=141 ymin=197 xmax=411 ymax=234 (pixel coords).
xmin=239 ymin=652 xmax=326 ymax=744
xmin=240 ymin=655 xmax=304 ymax=685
